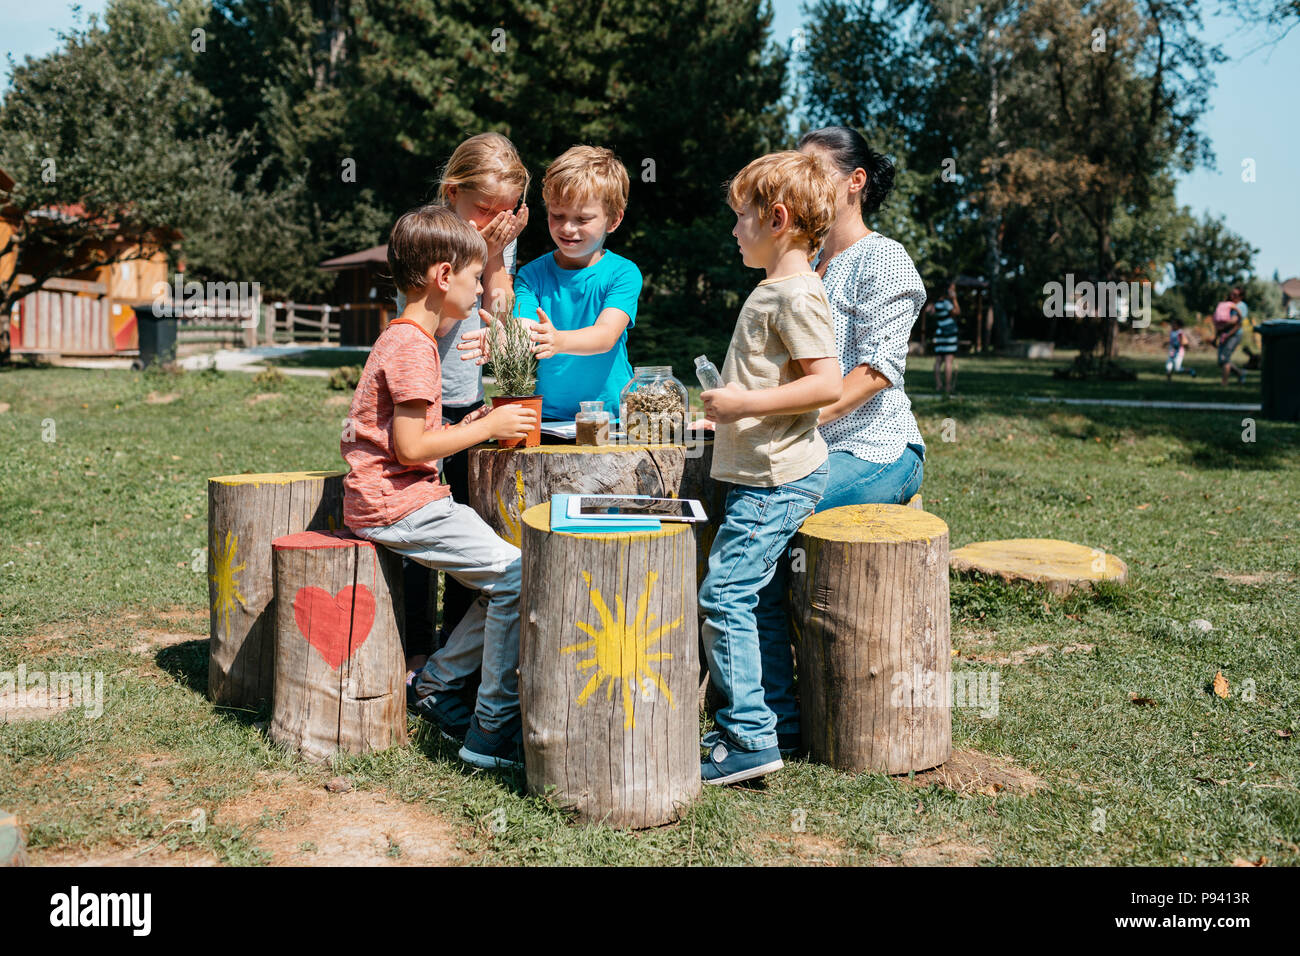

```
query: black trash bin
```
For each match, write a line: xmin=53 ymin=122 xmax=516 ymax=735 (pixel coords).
xmin=1258 ymin=319 xmax=1300 ymax=422
xmin=131 ymin=302 xmax=178 ymax=370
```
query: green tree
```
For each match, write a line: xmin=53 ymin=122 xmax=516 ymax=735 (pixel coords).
xmin=1169 ymin=210 xmax=1258 ymax=318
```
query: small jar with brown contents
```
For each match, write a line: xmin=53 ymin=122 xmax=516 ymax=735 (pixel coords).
xmin=575 ymin=401 xmax=611 ymax=446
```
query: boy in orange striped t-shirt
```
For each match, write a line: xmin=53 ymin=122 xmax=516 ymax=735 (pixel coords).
xmin=341 ymin=204 xmax=535 ymax=769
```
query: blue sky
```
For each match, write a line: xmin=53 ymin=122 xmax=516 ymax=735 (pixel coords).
xmin=4 ymin=0 xmax=1297 ymax=280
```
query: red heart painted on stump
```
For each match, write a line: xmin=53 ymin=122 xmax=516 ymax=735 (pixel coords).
xmin=292 ymin=585 xmax=376 ymax=670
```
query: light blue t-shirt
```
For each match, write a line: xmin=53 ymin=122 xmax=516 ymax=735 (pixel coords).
xmin=513 ymin=249 xmax=642 ymax=420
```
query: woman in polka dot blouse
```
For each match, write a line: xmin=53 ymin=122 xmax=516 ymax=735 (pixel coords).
xmin=797 ymin=126 xmax=927 ymax=512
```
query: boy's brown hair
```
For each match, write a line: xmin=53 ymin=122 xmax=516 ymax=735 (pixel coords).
xmin=726 ymin=150 xmax=837 ymax=252
xmin=387 ymin=204 xmax=487 ymax=294
xmin=542 ymin=145 xmax=630 ymax=220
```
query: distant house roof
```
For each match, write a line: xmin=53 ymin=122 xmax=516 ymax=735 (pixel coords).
xmin=1281 ymin=277 xmax=1300 ymax=299
xmin=320 ymin=244 xmax=388 ymax=271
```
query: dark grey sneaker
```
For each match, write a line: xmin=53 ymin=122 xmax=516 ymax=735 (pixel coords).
xmin=701 ymin=731 xmax=783 ymax=786
xmin=410 ymin=689 xmax=472 ymax=743
xmin=458 ymin=714 xmax=524 ymax=770
xmin=702 ymin=728 xmax=802 ymax=757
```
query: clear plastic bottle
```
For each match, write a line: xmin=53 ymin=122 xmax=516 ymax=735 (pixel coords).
xmin=694 ymin=355 xmax=722 ymax=391
xmin=619 ymin=366 xmax=688 ymax=444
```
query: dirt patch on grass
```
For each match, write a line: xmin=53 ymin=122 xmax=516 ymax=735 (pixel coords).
xmin=324 ymin=395 xmax=351 ymax=407
xmin=876 ymin=832 xmax=992 ymax=866
xmin=219 ymin=773 xmax=465 ymax=866
xmin=962 ymin=642 xmax=1094 ymax=665
xmin=144 ymin=391 xmax=181 ymax=405
xmin=1213 ymin=571 xmax=1295 ymax=586
xmin=760 ymin=830 xmax=854 ymax=865
xmin=0 ymin=688 xmax=76 ymax=723
xmin=902 ymin=749 xmax=1045 ymax=797
xmin=37 ymin=844 xmax=221 ymax=866
xmin=129 ymin=629 xmax=207 ymax=655
xmin=247 ymin=392 xmax=282 ymax=406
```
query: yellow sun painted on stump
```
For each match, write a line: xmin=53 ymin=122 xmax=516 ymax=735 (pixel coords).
xmin=561 ymin=570 xmax=681 ymax=729
xmin=209 ymin=529 xmax=246 ymax=639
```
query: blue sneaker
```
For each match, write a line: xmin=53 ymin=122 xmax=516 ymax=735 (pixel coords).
xmin=458 ymin=714 xmax=524 ymax=770
xmin=410 ymin=689 xmax=472 ymax=743
xmin=701 ymin=732 xmax=783 ymax=786
xmin=702 ymin=728 xmax=801 ymax=757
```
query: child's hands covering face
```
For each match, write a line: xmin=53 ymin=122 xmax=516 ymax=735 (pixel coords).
xmin=700 ymin=383 xmax=750 ymax=424
xmin=478 ymin=204 xmax=529 ymax=261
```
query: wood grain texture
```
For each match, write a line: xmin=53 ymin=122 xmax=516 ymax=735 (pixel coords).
xmin=791 ymin=504 xmax=952 ymax=775
xmin=518 ymin=503 xmax=701 ymax=828
xmin=206 ymin=470 xmax=345 ymax=707
xmin=268 ymin=531 xmax=406 ymax=762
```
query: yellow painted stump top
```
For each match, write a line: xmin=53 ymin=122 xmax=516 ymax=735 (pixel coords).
xmin=800 ymin=504 xmax=948 ymax=543
xmin=950 ymin=538 xmax=1128 ymax=588
xmin=209 ymin=470 xmax=346 ymax=486
xmin=522 ymin=501 xmax=693 ymax=541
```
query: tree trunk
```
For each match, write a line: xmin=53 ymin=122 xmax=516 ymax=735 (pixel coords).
xmin=268 ymin=530 xmax=406 ymax=762
xmin=791 ymin=504 xmax=951 ymax=774
xmin=0 ymin=810 xmax=25 ymax=867
xmin=206 ymin=470 xmax=346 ymax=708
xmin=518 ymin=502 xmax=701 ymax=828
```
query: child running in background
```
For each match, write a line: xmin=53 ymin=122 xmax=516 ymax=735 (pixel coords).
xmin=397 ymin=133 xmax=529 ymax=688
xmin=464 ymin=145 xmax=641 ymax=422
xmin=343 ymin=205 xmax=536 ymax=768
xmin=1165 ymin=317 xmax=1196 ymax=380
xmin=697 ymin=151 xmax=842 ymax=786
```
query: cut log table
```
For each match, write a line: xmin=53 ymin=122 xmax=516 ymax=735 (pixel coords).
xmin=268 ymin=530 xmax=406 ymax=762
xmin=207 ymin=470 xmax=345 ymax=708
xmin=469 ymin=440 xmax=723 ymax=580
xmin=790 ymin=504 xmax=951 ymax=774
xmin=0 ymin=810 xmax=25 ymax=867
xmin=518 ymin=502 xmax=701 ymax=828
xmin=949 ymin=538 xmax=1127 ymax=595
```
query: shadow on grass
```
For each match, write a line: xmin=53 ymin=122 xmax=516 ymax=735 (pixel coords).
xmin=155 ymin=640 xmax=269 ymax=727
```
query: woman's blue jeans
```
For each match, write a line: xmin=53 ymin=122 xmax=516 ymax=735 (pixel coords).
xmin=816 ymin=443 xmax=925 ymax=513
xmin=698 ymin=462 xmax=828 ymax=751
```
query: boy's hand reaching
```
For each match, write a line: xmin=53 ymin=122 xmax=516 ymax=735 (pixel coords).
xmin=484 ymin=401 xmax=537 ymax=441
xmin=528 ymin=308 xmax=563 ymax=360
xmin=700 ymin=383 xmax=751 ymax=424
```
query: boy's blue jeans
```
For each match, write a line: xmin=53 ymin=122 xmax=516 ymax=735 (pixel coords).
xmin=699 ymin=461 xmax=828 ymax=752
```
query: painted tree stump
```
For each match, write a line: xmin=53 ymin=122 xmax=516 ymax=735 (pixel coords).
xmin=0 ymin=810 xmax=25 ymax=867
xmin=949 ymin=538 xmax=1128 ymax=595
xmin=790 ymin=504 xmax=951 ymax=774
xmin=268 ymin=530 xmax=406 ymax=762
xmin=207 ymin=470 xmax=346 ymax=708
xmin=469 ymin=439 xmax=719 ymax=546
xmin=907 ymin=492 xmax=923 ymax=510
xmin=518 ymin=502 xmax=701 ymax=828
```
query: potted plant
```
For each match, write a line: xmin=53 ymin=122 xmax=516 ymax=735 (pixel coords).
xmin=486 ymin=295 xmax=543 ymax=448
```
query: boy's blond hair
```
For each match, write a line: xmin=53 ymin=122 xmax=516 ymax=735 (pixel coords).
xmin=437 ymin=132 xmax=531 ymax=206
xmin=387 ymin=204 xmax=487 ymax=294
xmin=542 ymin=145 xmax=630 ymax=220
xmin=726 ymin=151 xmax=837 ymax=252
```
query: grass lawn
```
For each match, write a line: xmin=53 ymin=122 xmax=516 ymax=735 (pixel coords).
xmin=1 ymin=350 xmax=1297 ymax=866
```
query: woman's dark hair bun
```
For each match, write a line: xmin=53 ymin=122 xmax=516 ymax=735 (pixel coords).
xmin=797 ymin=125 xmax=895 ymax=215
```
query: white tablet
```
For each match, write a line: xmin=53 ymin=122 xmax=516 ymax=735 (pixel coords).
xmin=567 ymin=495 xmax=708 ymax=522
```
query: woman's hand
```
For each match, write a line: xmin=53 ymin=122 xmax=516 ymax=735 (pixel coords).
xmin=478 ymin=204 xmax=529 ymax=262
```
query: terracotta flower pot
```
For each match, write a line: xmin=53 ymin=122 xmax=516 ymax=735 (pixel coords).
xmin=492 ymin=394 xmax=544 ymax=448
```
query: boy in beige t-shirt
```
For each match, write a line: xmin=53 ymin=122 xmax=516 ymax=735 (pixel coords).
xmin=698 ymin=151 xmax=842 ymax=786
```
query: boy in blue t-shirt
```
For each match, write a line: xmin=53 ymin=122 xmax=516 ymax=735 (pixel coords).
xmin=507 ymin=145 xmax=642 ymax=420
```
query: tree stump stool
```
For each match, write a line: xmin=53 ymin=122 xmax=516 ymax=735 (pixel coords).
xmin=790 ymin=504 xmax=951 ymax=774
xmin=268 ymin=530 xmax=406 ymax=762
xmin=0 ymin=810 xmax=25 ymax=867
xmin=207 ymin=470 xmax=345 ymax=708
xmin=518 ymin=502 xmax=701 ymax=828
xmin=949 ymin=538 xmax=1128 ymax=595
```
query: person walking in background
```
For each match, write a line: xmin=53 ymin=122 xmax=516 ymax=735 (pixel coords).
xmin=929 ymin=279 xmax=960 ymax=397
xmin=1212 ymin=287 xmax=1247 ymax=386
xmin=1165 ymin=317 xmax=1196 ymax=380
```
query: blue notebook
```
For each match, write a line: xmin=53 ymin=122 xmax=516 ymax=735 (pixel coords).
xmin=549 ymin=495 xmax=661 ymax=534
